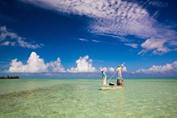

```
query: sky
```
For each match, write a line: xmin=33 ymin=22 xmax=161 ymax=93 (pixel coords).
xmin=0 ymin=0 xmax=177 ymax=78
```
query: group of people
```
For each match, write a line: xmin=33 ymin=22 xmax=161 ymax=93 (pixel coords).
xmin=101 ymin=64 xmax=124 ymax=86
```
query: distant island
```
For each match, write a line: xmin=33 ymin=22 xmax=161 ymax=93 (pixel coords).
xmin=0 ymin=76 xmax=20 ymax=79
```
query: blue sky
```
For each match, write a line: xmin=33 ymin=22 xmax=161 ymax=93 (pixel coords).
xmin=0 ymin=0 xmax=177 ymax=78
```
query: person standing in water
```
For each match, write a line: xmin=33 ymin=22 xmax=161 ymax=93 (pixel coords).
xmin=101 ymin=70 xmax=107 ymax=86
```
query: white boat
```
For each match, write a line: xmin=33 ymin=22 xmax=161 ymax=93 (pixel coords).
xmin=101 ymin=85 xmax=123 ymax=90
xmin=101 ymin=62 xmax=125 ymax=90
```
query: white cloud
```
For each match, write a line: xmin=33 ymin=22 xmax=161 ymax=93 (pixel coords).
xmin=0 ymin=26 xmax=42 ymax=49
xmin=19 ymin=0 xmax=153 ymax=38
xmin=20 ymin=0 xmax=111 ymax=19
xmin=91 ymin=40 xmax=101 ymax=43
xmin=99 ymin=66 xmax=127 ymax=73
xmin=134 ymin=61 xmax=177 ymax=74
xmin=9 ymin=52 xmax=65 ymax=73
xmin=67 ymin=55 xmax=96 ymax=73
xmin=79 ymin=38 xmax=88 ymax=42
xmin=139 ymin=38 xmax=169 ymax=55
xmin=148 ymin=1 xmax=168 ymax=8
xmin=79 ymin=38 xmax=101 ymax=43
xmin=99 ymin=67 xmax=115 ymax=73
xmin=1 ymin=41 xmax=16 ymax=46
xmin=89 ymin=1 xmax=155 ymax=38
xmin=47 ymin=58 xmax=65 ymax=72
xmin=122 ymin=66 xmax=127 ymax=72
xmin=124 ymin=43 xmax=138 ymax=48
xmin=17 ymin=0 xmax=177 ymax=54
xmin=8 ymin=52 xmax=128 ymax=74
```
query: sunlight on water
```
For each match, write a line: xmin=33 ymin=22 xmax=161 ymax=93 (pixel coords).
xmin=0 ymin=79 xmax=177 ymax=118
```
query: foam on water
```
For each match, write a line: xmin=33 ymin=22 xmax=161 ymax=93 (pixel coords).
xmin=0 ymin=79 xmax=177 ymax=118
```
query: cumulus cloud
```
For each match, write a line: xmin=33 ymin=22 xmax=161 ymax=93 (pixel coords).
xmin=99 ymin=65 xmax=127 ymax=73
xmin=99 ymin=67 xmax=115 ymax=73
xmin=8 ymin=52 xmax=128 ymax=74
xmin=9 ymin=52 xmax=65 ymax=73
xmin=134 ymin=61 xmax=177 ymax=74
xmin=20 ymin=0 xmax=177 ymax=54
xmin=47 ymin=58 xmax=65 ymax=72
xmin=122 ymin=66 xmax=127 ymax=72
xmin=67 ymin=55 xmax=96 ymax=73
xmin=0 ymin=26 xmax=43 ymax=49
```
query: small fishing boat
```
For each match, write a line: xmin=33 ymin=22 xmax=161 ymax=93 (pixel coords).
xmin=101 ymin=85 xmax=123 ymax=90
xmin=100 ymin=62 xmax=125 ymax=90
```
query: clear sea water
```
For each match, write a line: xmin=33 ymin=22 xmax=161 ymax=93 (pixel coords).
xmin=0 ymin=78 xmax=177 ymax=118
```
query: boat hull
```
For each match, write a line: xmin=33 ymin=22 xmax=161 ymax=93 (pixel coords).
xmin=101 ymin=85 xmax=123 ymax=90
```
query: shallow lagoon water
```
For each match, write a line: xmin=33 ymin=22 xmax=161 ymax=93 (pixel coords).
xmin=0 ymin=79 xmax=177 ymax=118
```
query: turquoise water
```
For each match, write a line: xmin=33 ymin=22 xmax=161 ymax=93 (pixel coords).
xmin=0 ymin=79 xmax=177 ymax=118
